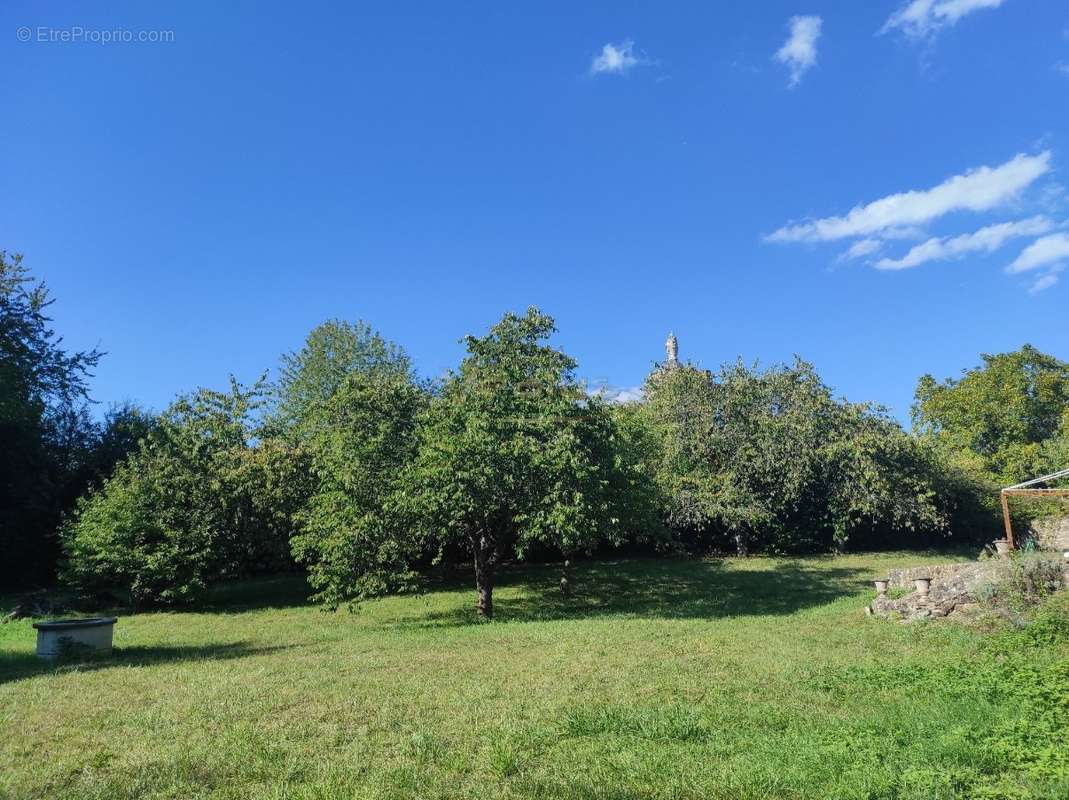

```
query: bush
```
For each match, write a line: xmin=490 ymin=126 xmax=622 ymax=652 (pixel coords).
xmin=62 ymin=379 xmax=310 ymax=605
xmin=637 ymin=358 xmax=953 ymax=554
xmin=977 ymin=554 xmax=1067 ymax=617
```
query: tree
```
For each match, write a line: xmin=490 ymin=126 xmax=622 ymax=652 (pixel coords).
xmin=913 ymin=345 xmax=1069 ymax=485
xmin=270 ymin=320 xmax=413 ymax=441
xmin=289 ymin=371 xmax=426 ymax=608
xmin=1 ymin=251 xmax=102 ymax=586
xmin=1043 ymin=409 xmax=1069 ymax=470
xmin=86 ymin=403 xmax=157 ymax=485
xmin=408 ymin=308 xmax=628 ymax=617
xmin=821 ymin=403 xmax=949 ymax=551
xmin=62 ymin=378 xmax=310 ymax=604
xmin=637 ymin=363 xmax=730 ymax=539
xmin=638 ymin=357 xmax=950 ymax=554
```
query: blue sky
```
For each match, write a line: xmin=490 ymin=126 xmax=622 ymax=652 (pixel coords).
xmin=2 ymin=1 xmax=1067 ymax=422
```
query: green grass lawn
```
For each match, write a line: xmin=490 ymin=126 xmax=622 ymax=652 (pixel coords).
xmin=2 ymin=551 xmax=1066 ymax=800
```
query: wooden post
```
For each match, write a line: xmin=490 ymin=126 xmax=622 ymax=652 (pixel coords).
xmin=1000 ymin=490 xmax=1014 ymax=549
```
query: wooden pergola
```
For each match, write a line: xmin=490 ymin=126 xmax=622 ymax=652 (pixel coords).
xmin=1000 ymin=467 xmax=1069 ymax=548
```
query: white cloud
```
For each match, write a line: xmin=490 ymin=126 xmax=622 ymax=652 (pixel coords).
xmin=590 ymin=40 xmax=642 ymax=76
xmin=878 ymin=226 xmax=928 ymax=240
xmin=874 ymin=216 xmax=1054 ymax=270
xmin=1028 ymin=269 xmax=1062 ymax=294
xmin=768 ymin=151 xmax=1052 ymax=243
xmin=839 ymin=238 xmax=882 ymax=261
xmin=1007 ymin=232 xmax=1069 ymax=273
xmin=1056 ymin=62 xmax=1069 ymax=78
xmin=590 ymin=385 xmax=645 ymax=404
xmin=774 ymin=16 xmax=822 ymax=87
xmin=881 ymin=0 xmax=1006 ymax=38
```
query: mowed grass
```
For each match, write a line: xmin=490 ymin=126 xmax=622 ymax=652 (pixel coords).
xmin=0 ymin=551 xmax=1056 ymax=800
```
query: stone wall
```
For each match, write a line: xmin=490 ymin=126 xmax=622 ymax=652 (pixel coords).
xmin=871 ymin=562 xmax=995 ymax=621
xmin=868 ymin=558 xmax=1068 ymax=622
xmin=885 ymin=563 xmax=989 ymax=590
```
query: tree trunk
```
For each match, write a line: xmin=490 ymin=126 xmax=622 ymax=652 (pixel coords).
xmin=734 ymin=530 xmax=749 ymax=557
xmin=472 ymin=535 xmax=494 ymax=618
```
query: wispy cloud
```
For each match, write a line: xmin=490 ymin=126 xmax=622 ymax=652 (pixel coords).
xmin=774 ymin=16 xmax=822 ymax=87
xmin=874 ymin=216 xmax=1054 ymax=270
xmin=881 ymin=0 xmax=1006 ymax=39
xmin=767 ymin=151 xmax=1051 ymax=243
xmin=590 ymin=40 xmax=643 ymax=76
xmin=839 ymin=238 xmax=882 ymax=261
xmin=1028 ymin=268 xmax=1062 ymax=294
xmin=1007 ymin=232 xmax=1069 ymax=273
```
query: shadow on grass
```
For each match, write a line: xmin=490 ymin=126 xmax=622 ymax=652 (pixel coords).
xmin=191 ymin=575 xmax=313 ymax=613
xmin=0 ymin=641 xmax=291 ymax=685
xmin=406 ymin=557 xmax=872 ymax=627
xmin=9 ymin=553 xmax=939 ymax=631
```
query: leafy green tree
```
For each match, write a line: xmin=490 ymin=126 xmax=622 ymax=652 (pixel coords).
xmin=0 ymin=252 xmax=101 ymax=417
xmin=408 ymin=308 xmax=630 ymax=617
xmin=638 ymin=363 xmax=730 ymax=538
xmin=1 ymin=251 xmax=102 ymax=586
xmin=602 ymin=403 xmax=668 ymax=552
xmin=290 ymin=371 xmax=426 ymax=608
xmin=45 ymin=402 xmax=158 ymax=518
xmin=63 ymin=378 xmax=309 ymax=604
xmin=639 ymin=358 xmax=950 ymax=554
xmin=913 ymin=345 xmax=1069 ymax=485
xmin=270 ymin=320 xmax=412 ymax=441
xmin=86 ymin=403 xmax=157 ymax=484
xmin=822 ymin=404 xmax=948 ymax=551
xmin=1042 ymin=409 xmax=1069 ymax=470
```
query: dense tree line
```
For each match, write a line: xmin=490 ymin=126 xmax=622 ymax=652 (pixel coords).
xmin=1 ymin=252 xmax=150 ymax=588
xmin=626 ymin=358 xmax=957 ymax=556
xmin=5 ymin=254 xmax=1066 ymax=614
xmin=912 ymin=345 xmax=1069 ymax=527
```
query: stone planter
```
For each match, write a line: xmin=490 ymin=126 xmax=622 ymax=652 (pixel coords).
xmin=32 ymin=617 xmax=117 ymax=659
xmin=913 ymin=577 xmax=931 ymax=598
xmin=874 ymin=579 xmax=889 ymax=597
xmin=994 ymin=539 xmax=1011 ymax=556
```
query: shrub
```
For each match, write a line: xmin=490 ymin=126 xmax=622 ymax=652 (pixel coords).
xmin=62 ymin=379 xmax=310 ymax=605
xmin=637 ymin=358 xmax=952 ymax=554
xmin=977 ymin=554 xmax=1067 ymax=617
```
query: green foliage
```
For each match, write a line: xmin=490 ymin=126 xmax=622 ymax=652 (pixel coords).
xmin=269 ymin=319 xmax=413 ymax=441
xmin=638 ymin=358 xmax=950 ymax=553
xmin=602 ymin=403 xmax=668 ymax=549
xmin=976 ymin=553 xmax=1067 ymax=616
xmin=62 ymin=378 xmax=310 ymax=605
xmin=290 ymin=370 xmax=426 ymax=608
xmin=822 ymin=403 xmax=949 ymax=550
xmin=0 ymin=251 xmax=101 ymax=417
xmin=1 ymin=251 xmax=104 ymax=586
xmin=637 ymin=364 xmax=730 ymax=536
xmin=913 ymin=345 xmax=1069 ymax=486
xmin=406 ymin=308 xmax=634 ymax=615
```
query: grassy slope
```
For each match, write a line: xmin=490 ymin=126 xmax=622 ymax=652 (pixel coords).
xmin=0 ymin=552 xmax=1059 ymax=800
